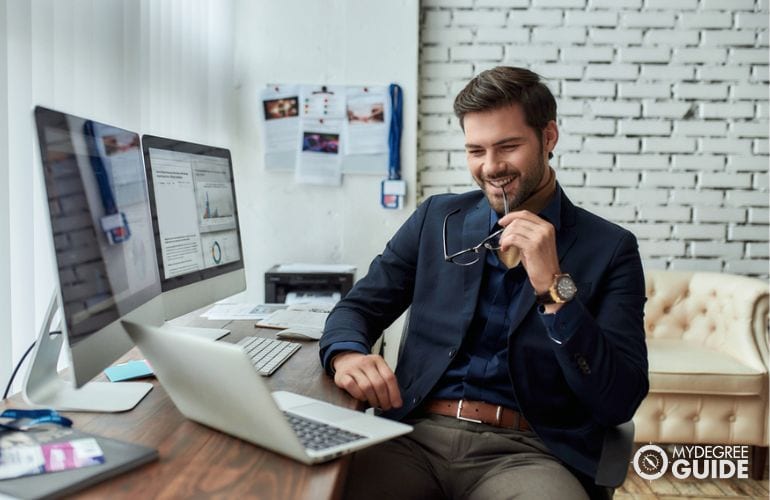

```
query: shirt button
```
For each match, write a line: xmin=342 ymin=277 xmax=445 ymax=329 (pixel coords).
xmin=448 ymin=348 xmax=456 ymax=357
xmin=412 ymin=396 xmax=419 ymax=405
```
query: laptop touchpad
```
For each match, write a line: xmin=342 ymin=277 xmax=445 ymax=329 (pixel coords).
xmin=292 ymin=403 xmax=361 ymax=423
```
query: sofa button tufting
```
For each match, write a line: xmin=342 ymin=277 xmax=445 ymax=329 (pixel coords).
xmin=728 ymin=415 xmax=736 ymax=422
xmin=692 ymin=415 xmax=699 ymax=422
xmin=659 ymin=414 xmax=666 ymax=421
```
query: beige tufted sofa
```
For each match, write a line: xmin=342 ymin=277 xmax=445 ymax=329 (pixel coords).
xmin=634 ymin=270 xmax=769 ymax=479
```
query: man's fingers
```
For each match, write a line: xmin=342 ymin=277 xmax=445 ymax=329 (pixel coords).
xmin=336 ymin=373 xmax=366 ymax=402
xmin=506 ymin=218 xmax=541 ymax=234
xmin=374 ymin=360 xmax=403 ymax=408
xmin=332 ymin=354 xmax=401 ymax=410
xmin=499 ymin=216 xmax=554 ymax=253
xmin=500 ymin=231 xmax=532 ymax=253
xmin=498 ymin=209 xmax=541 ymax=226
xmin=347 ymin=369 xmax=382 ymax=408
xmin=362 ymin=364 xmax=393 ymax=410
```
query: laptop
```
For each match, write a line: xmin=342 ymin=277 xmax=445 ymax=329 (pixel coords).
xmin=121 ymin=320 xmax=412 ymax=464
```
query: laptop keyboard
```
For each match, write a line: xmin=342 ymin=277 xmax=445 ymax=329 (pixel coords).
xmin=236 ymin=336 xmax=301 ymax=376
xmin=283 ymin=412 xmax=366 ymax=451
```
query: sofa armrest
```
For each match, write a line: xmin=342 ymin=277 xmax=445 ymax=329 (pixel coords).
xmin=754 ymin=293 xmax=769 ymax=370
xmin=645 ymin=271 xmax=769 ymax=373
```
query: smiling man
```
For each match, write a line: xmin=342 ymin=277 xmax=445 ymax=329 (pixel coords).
xmin=320 ymin=66 xmax=649 ymax=500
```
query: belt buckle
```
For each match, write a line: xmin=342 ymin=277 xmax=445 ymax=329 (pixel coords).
xmin=455 ymin=399 xmax=482 ymax=424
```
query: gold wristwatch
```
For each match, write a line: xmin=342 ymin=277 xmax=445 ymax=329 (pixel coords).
xmin=535 ymin=273 xmax=577 ymax=305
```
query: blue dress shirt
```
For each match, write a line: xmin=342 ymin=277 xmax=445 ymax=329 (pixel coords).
xmin=429 ymin=187 xmax=563 ymax=409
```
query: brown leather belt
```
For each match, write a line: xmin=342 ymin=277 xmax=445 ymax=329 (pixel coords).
xmin=424 ymin=399 xmax=530 ymax=431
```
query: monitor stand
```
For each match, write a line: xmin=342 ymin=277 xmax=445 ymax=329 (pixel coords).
xmin=22 ymin=293 xmax=152 ymax=413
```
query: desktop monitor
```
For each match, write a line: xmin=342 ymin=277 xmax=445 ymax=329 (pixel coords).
xmin=26 ymin=106 xmax=165 ymax=412
xmin=142 ymin=135 xmax=246 ymax=333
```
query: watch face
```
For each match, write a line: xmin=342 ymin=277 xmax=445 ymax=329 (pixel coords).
xmin=556 ymin=276 xmax=577 ymax=301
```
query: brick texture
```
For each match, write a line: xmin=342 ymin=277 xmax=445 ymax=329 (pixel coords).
xmin=419 ymin=0 xmax=769 ymax=278
xmin=45 ymin=165 xmax=120 ymax=340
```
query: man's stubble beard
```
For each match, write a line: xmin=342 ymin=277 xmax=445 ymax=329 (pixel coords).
xmin=479 ymin=153 xmax=547 ymax=215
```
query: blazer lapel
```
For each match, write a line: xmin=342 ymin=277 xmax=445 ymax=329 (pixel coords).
xmin=555 ymin=190 xmax=578 ymax=263
xmin=460 ymin=198 xmax=489 ymax=333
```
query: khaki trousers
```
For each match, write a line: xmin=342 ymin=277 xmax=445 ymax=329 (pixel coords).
xmin=343 ymin=413 xmax=591 ymax=500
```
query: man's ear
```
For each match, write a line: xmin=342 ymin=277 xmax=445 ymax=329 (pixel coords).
xmin=543 ymin=120 xmax=559 ymax=158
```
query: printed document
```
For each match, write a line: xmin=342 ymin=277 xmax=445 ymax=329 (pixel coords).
xmin=295 ymin=118 xmax=344 ymax=186
xmin=344 ymin=86 xmax=390 ymax=155
xmin=260 ymin=85 xmax=300 ymax=151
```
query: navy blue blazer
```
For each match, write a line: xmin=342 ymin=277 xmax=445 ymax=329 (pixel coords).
xmin=320 ymin=187 xmax=648 ymax=478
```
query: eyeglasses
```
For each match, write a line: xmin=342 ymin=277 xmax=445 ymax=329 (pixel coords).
xmin=443 ymin=189 xmax=509 ymax=266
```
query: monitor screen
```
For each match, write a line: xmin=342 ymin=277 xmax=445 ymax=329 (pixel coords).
xmin=142 ymin=136 xmax=244 ymax=294
xmin=35 ymin=106 xmax=162 ymax=346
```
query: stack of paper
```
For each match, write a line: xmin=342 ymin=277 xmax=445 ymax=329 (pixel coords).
xmin=256 ymin=303 xmax=332 ymax=330
xmin=201 ymin=303 xmax=288 ymax=321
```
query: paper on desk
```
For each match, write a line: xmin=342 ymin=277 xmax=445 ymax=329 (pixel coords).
xmin=256 ymin=303 xmax=332 ymax=330
xmin=275 ymin=263 xmax=355 ymax=273
xmin=285 ymin=291 xmax=340 ymax=306
xmin=202 ymin=303 xmax=288 ymax=321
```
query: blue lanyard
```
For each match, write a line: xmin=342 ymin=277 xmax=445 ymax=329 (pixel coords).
xmin=388 ymin=83 xmax=403 ymax=181
xmin=84 ymin=121 xmax=118 ymax=215
xmin=0 ymin=409 xmax=73 ymax=430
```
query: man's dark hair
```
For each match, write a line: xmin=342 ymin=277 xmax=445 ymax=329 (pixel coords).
xmin=453 ymin=66 xmax=557 ymax=133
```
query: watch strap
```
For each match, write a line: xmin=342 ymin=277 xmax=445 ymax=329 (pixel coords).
xmin=535 ymin=288 xmax=556 ymax=305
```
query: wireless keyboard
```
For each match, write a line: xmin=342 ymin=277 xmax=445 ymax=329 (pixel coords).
xmin=236 ymin=336 xmax=301 ymax=376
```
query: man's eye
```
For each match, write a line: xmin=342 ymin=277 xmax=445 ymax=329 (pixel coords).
xmin=467 ymin=150 xmax=484 ymax=156
xmin=501 ymin=145 xmax=518 ymax=151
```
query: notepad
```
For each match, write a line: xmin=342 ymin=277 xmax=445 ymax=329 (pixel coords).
xmin=104 ymin=360 xmax=154 ymax=382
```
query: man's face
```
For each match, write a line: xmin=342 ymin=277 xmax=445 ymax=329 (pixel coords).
xmin=463 ymin=104 xmax=557 ymax=215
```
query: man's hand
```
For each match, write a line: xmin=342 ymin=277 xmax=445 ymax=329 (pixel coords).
xmin=498 ymin=210 xmax=563 ymax=313
xmin=332 ymin=352 xmax=403 ymax=410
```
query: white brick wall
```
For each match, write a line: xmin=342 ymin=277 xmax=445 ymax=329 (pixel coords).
xmin=418 ymin=0 xmax=769 ymax=278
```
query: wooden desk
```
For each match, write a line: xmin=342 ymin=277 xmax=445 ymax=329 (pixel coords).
xmin=1 ymin=315 xmax=358 ymax=499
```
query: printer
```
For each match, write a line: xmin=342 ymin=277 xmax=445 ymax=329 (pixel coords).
xmin=265 ymin=264 xmax=355 ymax=304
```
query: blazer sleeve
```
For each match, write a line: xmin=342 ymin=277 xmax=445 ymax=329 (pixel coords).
xmin=543 ymin=230 xmax=649 ymax=427
xmin=318 ymin=196 xmax=435 ymax=366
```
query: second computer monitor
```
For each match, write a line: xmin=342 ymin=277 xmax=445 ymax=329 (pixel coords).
xmin=142 ymin=135 xmax=246 ymax=320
